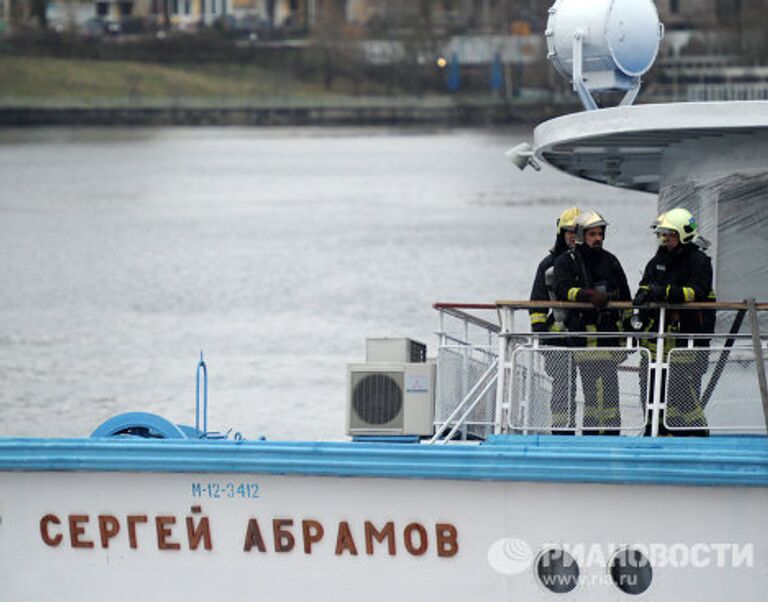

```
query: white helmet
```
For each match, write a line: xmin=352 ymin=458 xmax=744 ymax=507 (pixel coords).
xmin=575 ymin=210 xmax=608 ymax=244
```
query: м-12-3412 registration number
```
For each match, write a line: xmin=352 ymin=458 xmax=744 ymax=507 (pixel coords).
xmin=191 ymin=482 xmax=260 ymax=499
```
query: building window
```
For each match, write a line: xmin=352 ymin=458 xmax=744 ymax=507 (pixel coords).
xmin=670 ymin=0 xmax=680 ymax=14
xmin=212 ymin=0 xmax=217 ymax=14
xmin=184 ymin=0 xmax=190 ymax=14
xmin=96 ymin=2 xmax=108 ymax=16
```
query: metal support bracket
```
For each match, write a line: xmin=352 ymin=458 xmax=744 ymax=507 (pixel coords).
xmin=619 ymin=79 xmax=642 ymax=106
xmin=572 ymin=32 xmax=598 ymax=111
xmin=702 ymin=309 xmax=746 ymax=408
xmin=746 ymin=298 xmax=768 ymax=432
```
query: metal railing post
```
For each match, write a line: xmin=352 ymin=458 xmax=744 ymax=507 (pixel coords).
xmin=461 ymin=317 xmax=470 ymax=439
xmin=195 ymin=351 xmax=208 ymax=436
xmin=494 ymin=307 xmax=513 ymax=434
xmin=650 ymin=307 xmax=666 ymax=437
xmin=522 ymin=332 xmax=536 ymax=435
xmin=438 ymin=310 xmax=446 ymax=347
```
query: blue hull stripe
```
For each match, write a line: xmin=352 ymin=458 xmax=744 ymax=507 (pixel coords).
xmin=0 ymin=435 xmax=766 ymax=487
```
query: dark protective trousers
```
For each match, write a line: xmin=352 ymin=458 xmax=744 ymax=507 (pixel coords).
xmin=578 ymin=359 xmax=621 ymax=436
xmin=544 ymin=352 xmax=577 ymax=435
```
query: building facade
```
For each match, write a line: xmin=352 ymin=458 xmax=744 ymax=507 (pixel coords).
xmin=91 ymin=0 xmax=350 ymax=28
xmin=346 ymin=0 xmax=542 ymax=34
xmin=88 ymin=0 xmax=763 ymax=39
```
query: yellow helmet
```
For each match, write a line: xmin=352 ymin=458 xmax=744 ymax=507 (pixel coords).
xmin=575 ymin=210 xmax=608 ymax=244
xmin=556 ymin=207 xmax=581 ymax=233
xmin=657 ymin=207 xmax=698 ymax=244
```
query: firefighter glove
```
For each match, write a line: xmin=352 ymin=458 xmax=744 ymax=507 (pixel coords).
xmin=633 ymin=288 xmax=650 ymax=306
xmin=582 ymin=288 xmax=608 ymax=309
xmin=648 ymin=284 xmax=666 ymax=302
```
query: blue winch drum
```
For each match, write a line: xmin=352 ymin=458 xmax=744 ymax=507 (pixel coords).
xmin=90 ymin=412 xmax=190 ymax=440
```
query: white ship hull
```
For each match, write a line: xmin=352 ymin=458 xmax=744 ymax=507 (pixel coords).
xmin=1 ymin=440 xmax=766 ymax=601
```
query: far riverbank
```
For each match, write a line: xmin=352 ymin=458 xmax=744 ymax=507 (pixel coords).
xmin=0 ymin=99 xmax=577 ymax=127
xmin=0 ymin=55 xmax=578 ymax=126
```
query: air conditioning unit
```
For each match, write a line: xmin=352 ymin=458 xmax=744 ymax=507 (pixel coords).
xmin=346 ymin=339 xmax=435 ymax=437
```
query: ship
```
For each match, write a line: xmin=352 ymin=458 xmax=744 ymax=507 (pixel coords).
xmin=1 ymin=1 xmax=767 ymax=600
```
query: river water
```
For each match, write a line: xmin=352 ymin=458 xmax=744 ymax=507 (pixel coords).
xmin=0 ymin=126 xmax=655 ymax=440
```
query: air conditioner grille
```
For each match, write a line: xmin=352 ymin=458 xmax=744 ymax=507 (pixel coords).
xmin=352 ymin=373 xmax=403 ymax=425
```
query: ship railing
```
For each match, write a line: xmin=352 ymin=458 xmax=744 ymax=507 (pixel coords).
xmin=687 ymin=82 xmax=768 ymax=102
xmin=430 ymin=300 xmax=768 ymax=441
xmin=432 ymin=303 xmax=500 ymax=443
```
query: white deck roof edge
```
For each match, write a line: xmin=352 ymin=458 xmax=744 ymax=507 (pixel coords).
xmin=533 ymin=101 xmax=768 ymax=194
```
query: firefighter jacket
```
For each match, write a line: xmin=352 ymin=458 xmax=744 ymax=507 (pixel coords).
xmin=529 ymin=233 xmax=570 ymax=333
xmin=635 ymin=243 xmax=716 ymax=349
xmin=553 ymin=244 xmax=632 ymax=341
xmin=530 ymin=252 xmax=556 ymax=329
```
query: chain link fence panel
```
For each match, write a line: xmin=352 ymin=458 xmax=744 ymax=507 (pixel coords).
xmin=507 ymin=347 xmax=650 ymax=435
xmin=665 ymin=345 xmax=768 ymax=433
xmin=436 ymin=345 xmax=497 ymax=439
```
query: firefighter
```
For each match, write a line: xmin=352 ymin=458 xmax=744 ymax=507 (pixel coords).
xmin=529 ymin=207 xmax=581 ymax=434
xmin=553 ymin=211 xmax=632 ymax=435
xmin=634 ymin=207 xmax=716 ymax=436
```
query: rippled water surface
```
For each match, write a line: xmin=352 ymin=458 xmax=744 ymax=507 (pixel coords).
xmin=0 ymin=126 xmax=656 ymax=440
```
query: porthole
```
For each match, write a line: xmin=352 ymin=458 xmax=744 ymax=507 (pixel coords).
xmin=536 ymin=548 xmax=580 ymax=594
xmin=609 ymin=548 xmax=653 ymax=595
